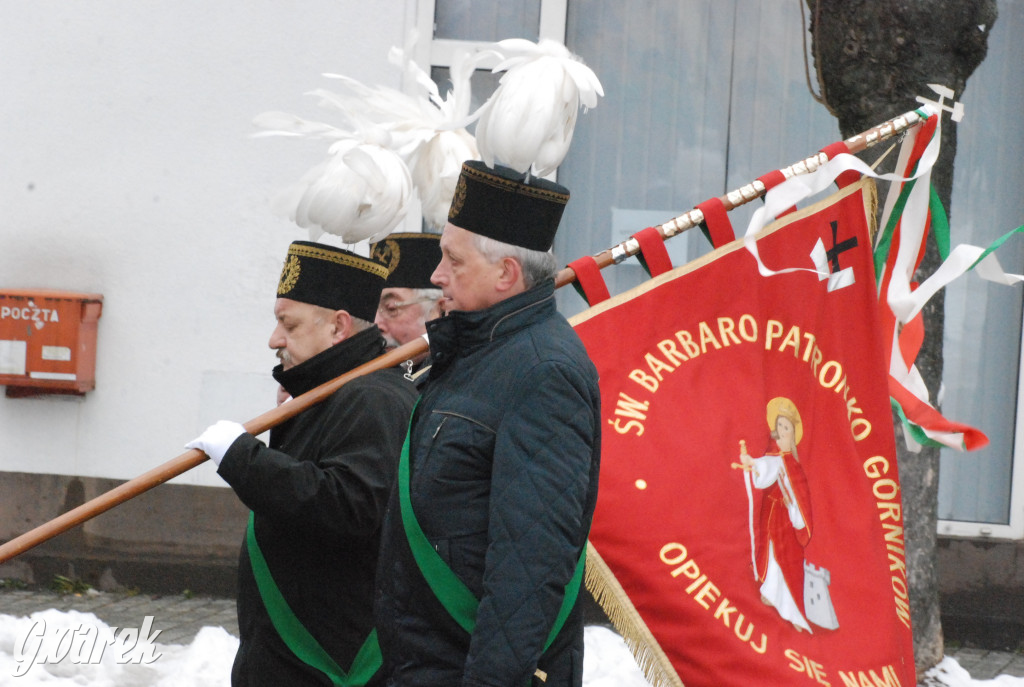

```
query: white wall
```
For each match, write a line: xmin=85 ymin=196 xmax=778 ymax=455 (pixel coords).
xmin=0 ymin=1 xmax=414 ymax=486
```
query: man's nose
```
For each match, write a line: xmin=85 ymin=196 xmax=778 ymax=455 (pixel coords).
xmin=268 ymin=324 xmax=285 ymax=350
xmin=430 ymin=262 xmax=446 ymax=287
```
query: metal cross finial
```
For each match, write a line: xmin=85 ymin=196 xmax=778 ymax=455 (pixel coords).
xmin=916 ymin=83 xmax=965 ymax=122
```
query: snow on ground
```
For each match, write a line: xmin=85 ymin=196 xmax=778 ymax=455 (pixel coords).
xmin=923 ymin=657 xmax=1024 ymax=687
xmin=0 ymin=609 xmax=1016 ymax=686
xmin=0 ymin=609 xmax=237 ymax=686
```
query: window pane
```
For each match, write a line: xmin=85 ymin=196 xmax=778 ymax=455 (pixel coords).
xmin=556 ymin=0 xmax=733 ymax=313
xmin=430 ymin=66 xmax=501 ymax=128
xmin=434 ymin=0 xmax=541 ymax=42
xmin=937 ymin=0 xmax=1024 ymax=526
xmin=555 ymin=0 xmax=837 ymax=317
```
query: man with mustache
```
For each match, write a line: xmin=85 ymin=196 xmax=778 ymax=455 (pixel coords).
xmin=188 ymin=240 xmax=417 ymax=686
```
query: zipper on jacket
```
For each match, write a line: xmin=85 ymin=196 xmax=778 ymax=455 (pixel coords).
xmin=432 ymin=410 xmax=496 ymax=434
xmin=432 ymin=416 xmax=447 ymax=438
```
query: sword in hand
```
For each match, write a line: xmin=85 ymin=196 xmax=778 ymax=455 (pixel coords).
xmin=732 ymin=439 xmax=754 ymax=471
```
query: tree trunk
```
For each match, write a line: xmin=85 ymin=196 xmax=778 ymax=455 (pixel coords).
xmin=806 ymin=0 xmax=997 ymax=677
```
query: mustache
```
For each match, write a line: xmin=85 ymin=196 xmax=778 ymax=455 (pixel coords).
xmin=276 ymin=349 xmax=292 ymax=366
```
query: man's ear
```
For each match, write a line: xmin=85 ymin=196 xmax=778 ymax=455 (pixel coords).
xmin=495 ymin=256 xmax=525 ymax=294
xmin=331 ymin=309 xmax=353 ymax=344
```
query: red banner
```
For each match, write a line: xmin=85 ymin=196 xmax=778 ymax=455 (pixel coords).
xmin=572 ymin=179 xmax=915 ymax=687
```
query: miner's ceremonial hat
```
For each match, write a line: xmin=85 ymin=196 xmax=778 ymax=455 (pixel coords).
xmin=276 ymin=241 xmax=388 ymax=321
xmin=370 ymin=232 xmax=442 ymax=290
xmin=447 ymin=160 xmax=569 ymax=252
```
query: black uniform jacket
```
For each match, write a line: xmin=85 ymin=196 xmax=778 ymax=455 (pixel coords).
xmin=374 ymin=281 xmax=602 ymax=687
xmin=219 ymin=327 xmax=417 ymax=686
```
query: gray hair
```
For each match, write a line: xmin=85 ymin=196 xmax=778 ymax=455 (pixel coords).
xmin=412 ymin=288 xmax=443 ymax=317
xmin=472 ymin=234 xmax=558 ymax=289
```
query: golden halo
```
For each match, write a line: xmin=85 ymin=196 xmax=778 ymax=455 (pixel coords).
xmin=766 ymin=396 xmax=803 ymax=445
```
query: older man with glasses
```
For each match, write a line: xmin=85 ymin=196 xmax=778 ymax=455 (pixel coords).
xmin=371 ymin=232 xmax=442 ymax=372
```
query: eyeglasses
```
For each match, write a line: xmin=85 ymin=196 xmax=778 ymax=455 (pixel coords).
xmin=376 ymin=297 xmax=434 ymax=320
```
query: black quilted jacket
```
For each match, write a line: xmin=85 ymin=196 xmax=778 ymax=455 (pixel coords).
xmin=374 ymin=281 xmax=601 ymax=687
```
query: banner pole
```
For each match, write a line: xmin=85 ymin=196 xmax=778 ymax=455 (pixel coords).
xmin=554 ymin=107 xmax=926 ymax=288
xmin=0 ymin=107 xmax=928 ymax=565
xmin=0 ymin=341 xmax=426 ymax=564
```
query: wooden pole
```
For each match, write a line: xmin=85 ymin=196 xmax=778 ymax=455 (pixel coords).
xmin=0 ymin=339 xmax=427 ymax=564
xmin=0 ymin=107 xmax=928 ymax=565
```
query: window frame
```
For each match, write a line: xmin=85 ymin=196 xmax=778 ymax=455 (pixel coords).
xmin=412 ymin=0 xmax=567 ymax=73
xmin=938 ymin=323 xmax=1024 ymax=540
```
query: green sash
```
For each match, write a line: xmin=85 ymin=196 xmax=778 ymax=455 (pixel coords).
xmin=397 ymin=409 xmax=586 ymax=652
xmin=246 ymin=512 xmax=382 ymax=686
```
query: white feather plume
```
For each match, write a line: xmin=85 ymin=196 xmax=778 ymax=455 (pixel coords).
xmin=474 ymin=38 xmax=604 ymax=178
xmin=253 ymin=102 xmax=414 ymax=244
xmin=312 ymin=35 xmax=483 ymax=230
xmin=269 ymin=138 xmax=413 ymax=244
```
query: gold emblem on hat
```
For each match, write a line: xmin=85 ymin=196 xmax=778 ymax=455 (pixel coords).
xmin=449 ymin=175 xmax=467 ymax=219
xmin=371 ymin=239 xmax=401 ymax=275
xmin=278 ymin=255 xmax=301 ymax=295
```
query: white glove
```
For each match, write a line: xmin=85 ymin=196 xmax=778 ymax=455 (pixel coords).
xmin=186 ymin=420 xmax=247 ymax=466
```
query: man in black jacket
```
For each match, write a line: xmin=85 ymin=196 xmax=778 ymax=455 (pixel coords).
xmin=188 ymin=240 xmax=418 ymax=686
xmin=374 ymin=161 xmax=602 ymax=687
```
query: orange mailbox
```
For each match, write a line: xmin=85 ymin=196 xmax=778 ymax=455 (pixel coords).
xmin=0 ymin=290 xmax=103 ymax=397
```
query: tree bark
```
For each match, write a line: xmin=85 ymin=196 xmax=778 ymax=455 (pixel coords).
xmin=806 ymin=0 xmax=997 ymax=677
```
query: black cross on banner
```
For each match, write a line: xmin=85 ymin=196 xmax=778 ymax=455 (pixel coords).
xmin=826 ymin=220 xmax=858 ymax=272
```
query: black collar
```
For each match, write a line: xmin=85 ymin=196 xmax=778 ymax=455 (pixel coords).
xmin=272 ymin=326 xmax=387 ymax=397
xmin=424 ymin=280 xmax=556 ymax=374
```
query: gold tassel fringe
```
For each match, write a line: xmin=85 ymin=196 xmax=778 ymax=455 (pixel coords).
xmin=584 ymin=544 xmax=685 ymax=687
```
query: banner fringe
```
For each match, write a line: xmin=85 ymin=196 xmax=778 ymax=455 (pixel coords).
xmin=584 ymin=544 xmax=685 ymax=687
